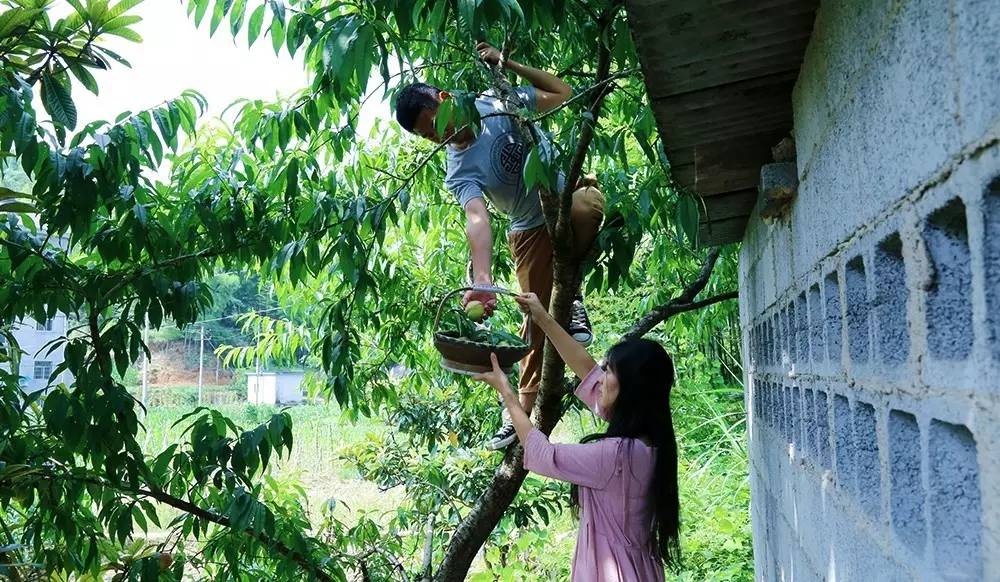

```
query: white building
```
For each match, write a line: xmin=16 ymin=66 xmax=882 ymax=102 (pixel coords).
xmin=6 ymin=314 xmax=72 ymax=393
xmin=246 ymin=370 xmax=306 ymax=405
xmin=0 ymin=218 xmax=73 ymax=394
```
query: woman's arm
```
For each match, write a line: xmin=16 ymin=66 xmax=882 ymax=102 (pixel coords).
xmin=477 ymin=354 xmax=536 ymax=445
xmin=515 ymin=293 xmax=597 ymax=379
xmin=475 ymin=354 xmax=616 ymax=489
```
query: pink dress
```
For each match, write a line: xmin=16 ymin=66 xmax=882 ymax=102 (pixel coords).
xmin=523 ymin=365 xmax=665 ymax=582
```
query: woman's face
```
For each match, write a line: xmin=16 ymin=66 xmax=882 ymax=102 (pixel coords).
xmin=598 ymin=361 xmax=620 ymax=411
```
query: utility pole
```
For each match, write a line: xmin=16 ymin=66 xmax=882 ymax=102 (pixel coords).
xmin=141 ymin=320 xmax=149 ymax=412
xmin=215 ymin=344 xmax=219 ymax=384
xmin=197 ymin=325 xmax=205 ymax=406
xmin=254 ymin=353 xmax=261 ymax=404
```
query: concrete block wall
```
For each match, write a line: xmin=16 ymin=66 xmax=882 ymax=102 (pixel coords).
xmin=740 ymin=0 xmax=1000 ymax=580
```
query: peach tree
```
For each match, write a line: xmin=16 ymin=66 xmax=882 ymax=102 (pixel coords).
xmin=0 ymin=0 xmax=736 ymax=579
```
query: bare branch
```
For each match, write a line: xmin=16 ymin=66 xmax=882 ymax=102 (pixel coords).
xmin=622 ymin=249 xmax=737 ymax=341
xmin=623 ymin=290 xmax=738 ymax=342
xmin=420 ymin=513 xmax=435 ymax=581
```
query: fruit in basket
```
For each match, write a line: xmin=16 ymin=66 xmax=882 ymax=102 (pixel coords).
xmin=464 ymin=300 xmax=486 ymax=321
xmin=441 ymin=309 xmax=528 ymax=349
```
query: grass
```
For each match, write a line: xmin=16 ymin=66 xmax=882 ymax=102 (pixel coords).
xmin=137 ymin=379 xmax=751 ymax=580
xmin=139 ymin=396 xmax=406 ymax=531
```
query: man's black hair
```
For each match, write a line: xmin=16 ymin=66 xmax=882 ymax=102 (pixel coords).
xmin=395 ymin=82 xmax=442 ymax=132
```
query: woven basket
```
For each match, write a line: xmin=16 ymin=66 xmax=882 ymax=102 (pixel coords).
xmin=433 ymin=286 xmax=531 ymax=375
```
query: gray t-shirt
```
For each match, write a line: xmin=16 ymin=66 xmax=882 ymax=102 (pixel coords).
xmin=445 ymin=86 xmax=564 ymax=232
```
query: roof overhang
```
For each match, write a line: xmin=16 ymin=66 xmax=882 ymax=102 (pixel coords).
xmin=626 ymin=0 xmax=819 ymax=245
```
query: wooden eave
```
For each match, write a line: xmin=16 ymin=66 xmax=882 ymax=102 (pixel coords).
xmin=625 ymin=0 xmax=819 ymax=245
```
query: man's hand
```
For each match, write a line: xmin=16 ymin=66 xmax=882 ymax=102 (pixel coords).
xmin=476 ymin=42 xmax=505 ymax=67
xmin=463 ymin=288 xmax=497 ymax=318
xmin=476 ymin=41 xmax=571 ymax=113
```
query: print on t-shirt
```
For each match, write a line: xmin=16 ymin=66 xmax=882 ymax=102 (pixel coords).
xmin=490 ymin=131 xmax=527 ymax=187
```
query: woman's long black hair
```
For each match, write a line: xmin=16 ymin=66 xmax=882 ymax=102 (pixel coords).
xmin=570 ymin=338 xmax=680 ymax=568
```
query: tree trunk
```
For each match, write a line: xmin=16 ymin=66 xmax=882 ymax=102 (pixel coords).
xmin=433 ymin=19 xmax=618 ymax=579
xmin=434 ymin=248 xmax=736 ymax=581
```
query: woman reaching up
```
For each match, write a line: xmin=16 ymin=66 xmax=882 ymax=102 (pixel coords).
xmin=474 ymin=292 xmax=680 ymax=581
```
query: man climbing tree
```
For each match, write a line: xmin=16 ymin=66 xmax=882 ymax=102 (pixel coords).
xmin=0 ymin=1 xmax=743 ymax=580
xmin=394 ymin=42 xmax=605 ymax=449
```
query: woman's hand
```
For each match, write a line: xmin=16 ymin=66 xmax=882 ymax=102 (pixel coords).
xmin=473 ymin=353 xmax=517 ymax=401
xmin=475 ymin=353 xmax=532 ymax=445
xmin=514 ymin=292 xmax=547 ymax=321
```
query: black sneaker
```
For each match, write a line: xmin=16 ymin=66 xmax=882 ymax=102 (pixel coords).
xmin=487 ymin=421 xmax=517 ymax=450
xmin=568 ymin=297 xmax=594 ymax=346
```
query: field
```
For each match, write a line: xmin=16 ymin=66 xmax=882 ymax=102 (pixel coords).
xmin=136 ymin=380 xmax=752 ymax=580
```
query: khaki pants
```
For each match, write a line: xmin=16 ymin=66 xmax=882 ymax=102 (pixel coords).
xmin=507 ymin=186 xmax=605 ymax=394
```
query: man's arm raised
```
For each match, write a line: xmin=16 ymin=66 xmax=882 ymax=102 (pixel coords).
xmin=476 ymin=42 xmax=571 ymax=113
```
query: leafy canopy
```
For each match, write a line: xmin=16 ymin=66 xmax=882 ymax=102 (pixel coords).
xmin=0 ymin=0 xmax=735 ymax=579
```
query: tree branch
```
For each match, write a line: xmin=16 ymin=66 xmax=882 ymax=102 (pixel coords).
xmin=676 ymin=247 xmax=723 ymax=303
xmin=620 ymin=248 xmax=737 ymax=341
xmin=623 ymin=290 xmax=738 ymax=342
xmin=138 ymin=487 xmax=335 ymax=581
xmin=420 ymin=513 xmax=435 ymax=581
xmin=121 ymin=477 xmax=337 ymax=580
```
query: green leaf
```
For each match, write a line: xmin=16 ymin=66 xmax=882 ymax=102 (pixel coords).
xmin=434 ymin=97 xmax=453 ymax=140
xmin=522 ymin=145 xmax=550 ymax=191
xmin=247 ymin=3 xmax=266 ymax=46
xmin=102 ymin=14 xmax=142 ymax=30
xmin=269 ymin=0 xmax=286 ymax=24
xmin=153 ymin=107 xmax=176 ymax=149
xmin=612 ymin=14 xmax=635 ymax=67
xmin=284 ymin=157 xmax=299 ymax=203
xmin=270 ymin=16 xmax=285 ymax=56
xmin=459 ymin=0 xmax=479 ymax=36
xmin=209 ymin=0 xmax=229 ymax=36
xmin=0 ymin=201 xmax=37 ymax=213
xmin=285 ymin=13 xmax=302 ymax=56
xmin=107 ymin=0 xmax=144 ymax=20
xmin=105 ymin=26 xmax=142 ymax=42
xmin=496 ymin=0 xmax=524 ymax=24
xmin=42 ymin=389 xmax=68 ymax=428
xmin=0 ymin=187 xmax=28 ymax=201
xmin=394 ymin=1 xmax=413 ymax=37
xmin=94 ymin=45 xmax=132 ymax=67
xmin=676 ymin=194 xmax=701 ymax=246
xmin=140 ymin=555 xmax=159 ymax=580
xmin=68 ymin=64 xmax=99 ymax=95
xmin=229 ymin=0 xmax=247 ymax=36
xmin=0 ymin=8 xmax=42 ymax=38
xmin=40 ymin=74 xmax=77 ymax=129
xmin=194 ymin=0 xmax=210 ymax=26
